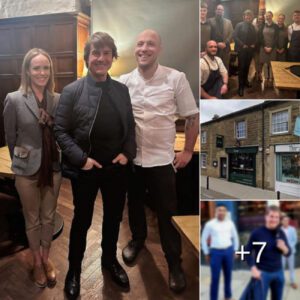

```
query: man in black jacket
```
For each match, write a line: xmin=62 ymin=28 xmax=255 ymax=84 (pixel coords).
xmin=233 ymin=10 xmax=257 ymax=97
xmin=54 ymin=32 xmax=136 ymax=298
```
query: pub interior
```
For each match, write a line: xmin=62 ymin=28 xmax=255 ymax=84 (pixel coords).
xmin=0 ymin=0 xmax=199 ymax=299
xmin=201 ymin=0 xmax=300 ymax=99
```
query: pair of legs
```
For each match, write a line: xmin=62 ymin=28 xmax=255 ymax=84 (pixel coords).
xmin=15 ymin=171 xmax=61 ymax=267
xmin=238 ymin=48 xmax=254 ymax=89
xmin=68 ymin=165 xmax=127 ymax=270
xmin=127 ymin=164 xmax=182 ymax=267
xmin=282 ymin=254 xmax=296 ymax=284
xmin=209 ymin=246 xmax=234 ymax=300
xmin=261 ymin=270 xmax=285 ymax=300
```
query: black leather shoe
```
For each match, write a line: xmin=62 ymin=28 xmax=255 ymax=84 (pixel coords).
xmin=169 ymin=264 xmax=186 ymax=293
xmin=122 ymin=240 xmax=144 ymax=264
xmin=64 ymin=269 xmax=81 ymax=299
xmin=238 ymin=87 xmax=244 ymax=97
xmin=102 ymin=260 xmax=130 ymax=289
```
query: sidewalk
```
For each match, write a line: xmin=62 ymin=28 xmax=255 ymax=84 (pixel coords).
xmin=200 ymin=176 xmax=299 ymax=200
xmin=200 ymin=265 xmax=300 ymax=300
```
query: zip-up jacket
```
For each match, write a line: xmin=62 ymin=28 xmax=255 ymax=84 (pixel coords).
xmin=54 ymin=74 xmax=136 ymax=177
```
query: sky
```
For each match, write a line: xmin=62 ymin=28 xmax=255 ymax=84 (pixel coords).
xmin=200 ymin=100 xmax=265 ymax=123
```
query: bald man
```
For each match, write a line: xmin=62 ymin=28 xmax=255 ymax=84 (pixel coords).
xmin=119 ymin=29 xmax=199 ymax=293
xmin=209 ymin=4 xmax=234 ymax=70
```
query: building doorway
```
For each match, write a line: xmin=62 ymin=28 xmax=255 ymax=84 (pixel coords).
xmin=220 ymin=157 xmax=227 ymax=179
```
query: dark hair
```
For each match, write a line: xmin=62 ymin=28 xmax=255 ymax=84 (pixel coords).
xmin=265 ymin=205 xmax=280 ymax=215
xmin=294 ymin=10 xmax=300 ymax=14
xmin=84 ymin=32 xmax=118 ymax=68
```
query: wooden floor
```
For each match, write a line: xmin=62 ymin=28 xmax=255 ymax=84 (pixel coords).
xmin=0 ymin=179 xmax=199 ymax=300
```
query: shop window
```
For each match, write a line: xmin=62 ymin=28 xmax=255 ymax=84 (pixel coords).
xmin=201 ymin=153 xmax=207 ymax=168
xmin=272 ymin=110 xmax=288 ymax=134
xmin=276 ymin=153 xmax=300 ymax=184
xmin=201 ymin=131 xmax=207 ymax=144
xmin=235 ymin=121 xmax=246 ymax=139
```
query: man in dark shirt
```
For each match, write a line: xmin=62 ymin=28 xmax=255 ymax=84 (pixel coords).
xmin=54 ymin=32 xmax=136 ymax=298
xmin=200 ymin=2 xmax=211 ymax=58
xmin=233 ymin=10 xmax=256 ymax=97
xmin=245 ymin=205 xmax=291 ymax=300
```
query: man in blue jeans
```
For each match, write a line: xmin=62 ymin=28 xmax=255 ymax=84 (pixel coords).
xmin=201 ymin=204 xmax=239 ymax=300
xmin=246 ymin=205 xmax=291 ymax=300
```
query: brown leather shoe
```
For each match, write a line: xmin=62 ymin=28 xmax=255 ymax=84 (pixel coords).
xmin=291 ymin=283 xmax=298 ymax=289
xmin=33 ymin=264 xmax=47 ymax=288
xmin=43 ymin=259 xmax=56 ymax=284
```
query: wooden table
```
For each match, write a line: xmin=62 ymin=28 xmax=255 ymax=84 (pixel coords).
xmin=0 ymin=146 xmax=14 ymax=179
xmin=271 ymin=61 xmax=300 ymax=90
xmin=174 ymin=133 xmax=200 ymax=153
xmin=172 ymin=215 xmax=199 ymax=258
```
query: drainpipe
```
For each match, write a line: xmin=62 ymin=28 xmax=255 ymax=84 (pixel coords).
xmin=262 ymin=105 xmax=265 ymax=190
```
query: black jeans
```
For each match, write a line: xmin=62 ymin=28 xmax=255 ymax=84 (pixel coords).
xmin=68 ymin=165 xmax=127 ymax=270
xmin=238 ymin=47 xmax=254 ymax=88
xmin=127 ymin=164 xmax=182 ymax=266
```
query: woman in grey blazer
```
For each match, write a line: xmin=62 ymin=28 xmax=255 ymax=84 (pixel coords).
xmin=3 ymin=48 xmax=61 ymax=288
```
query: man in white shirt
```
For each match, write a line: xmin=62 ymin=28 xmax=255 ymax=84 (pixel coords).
xmin=288 ymin=10 xmax=300 ymax=62
xmin=200 ymin=40 xmax=228 ymax=99
xmin=281 ymin=215 xmax=298 ymax=289
xmin=119 ymin=29 xmax=199 ymax=293
xmin=201 ymin=204 xmax=239 ymax=300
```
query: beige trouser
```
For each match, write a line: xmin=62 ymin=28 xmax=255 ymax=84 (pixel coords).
xmin=15 ymin=171 xmax=62 ymax=251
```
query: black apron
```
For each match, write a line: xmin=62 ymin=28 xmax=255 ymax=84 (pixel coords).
xmin=202 ymin=57 xmax=223 ymax=98
xmin=288 ymin=26 xmax=300 ymax=62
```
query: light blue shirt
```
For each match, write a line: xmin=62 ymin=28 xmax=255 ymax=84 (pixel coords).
xmin=282 ymin=225 xmax=298 ymax=254
xmin=201 ymin=218 xmax=239 ymax=255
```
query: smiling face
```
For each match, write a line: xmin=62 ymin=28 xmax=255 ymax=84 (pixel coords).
xmin=28 ymin=54 xmax=50 ymax=91
xmin=206 ymin=40 xmax=218 ymax=56
xmin=265 ymin=12 xmax=273 ymax=23
xmin=134 ymin=30 xmax=161 ymax=70
xmin=265 ymin=210 xmax=280 ymax=229
xmin=244 ymin=13 xmax=253 ymax=23
xmin=88 ymin=44 xmax=113 ymax=81
xmin=277 ymin=15 xmax=285 ymax=27
xmin=201 ymin=7 xmax=208 ymax=21
xmin=216 ymin=206 xmax=227 ymax=221
xmin=215 ymin=5 xmax=224 ymax=17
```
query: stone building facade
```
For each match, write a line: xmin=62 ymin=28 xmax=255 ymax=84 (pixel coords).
xmin=201 ymin=101 xmax=300 ymax=197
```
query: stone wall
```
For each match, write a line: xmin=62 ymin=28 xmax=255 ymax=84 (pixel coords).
xmin=0 ymin=0 xmax=83 ymax=18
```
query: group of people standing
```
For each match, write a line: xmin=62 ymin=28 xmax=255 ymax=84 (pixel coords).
xmin=200 ymin=2 xmax=300 ymax=98
xmin=201 ymin=204 xmax=298 ymax=300
xmin=3 ymin=29 xmax=199 ymax=299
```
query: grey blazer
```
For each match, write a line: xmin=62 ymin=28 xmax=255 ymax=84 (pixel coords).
xmin=3 ymin=90 xmax=60 ymax=176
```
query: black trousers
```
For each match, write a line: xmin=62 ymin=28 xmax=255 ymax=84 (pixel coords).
xmin=238 ymin=48 xmax=254 ymax=88
xmin=68 ymin=165 xmax=127 ymax=270
xmin=127 ymin=164 xmax=182 ymax=266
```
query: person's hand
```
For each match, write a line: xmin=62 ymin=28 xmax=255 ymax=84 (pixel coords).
xmin=251 ymin=266 xmax=261 ymax=279
xmin=205 ymin=255 xmax=210 ymax=264
xmin=234 ymin=253 xmax=239 ymax=260
xmin=217 ymin=42 xmax=226 ymax=49
xmin=112 ymin=153 xmax=128 ymax=165
xmin=277 ymin=239 xmax=288 ymax=254
xmin=264 ymin=47 xmax=272 ymax=54
xmin=243 ymin=45 xmax=248 ymax=48
xmin=250 ymin=44 xmax=255 ymax=48
xmin=174 ymin=150 xmax=193 ymax=169
xmin=82 ymin=157 xmax=102 ymax=170
xmin=220 ymin=84 xmax=228 ymax=95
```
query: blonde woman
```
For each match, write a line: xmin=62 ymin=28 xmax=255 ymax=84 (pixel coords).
xmin=3 ymin=48 xmax=61 ymax=287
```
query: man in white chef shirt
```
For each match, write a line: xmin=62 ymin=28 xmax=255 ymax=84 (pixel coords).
xmin=119 ymin=29 xmax=199 ymax=293
xmin=201 ymin=204 xmax=239 ymax=300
